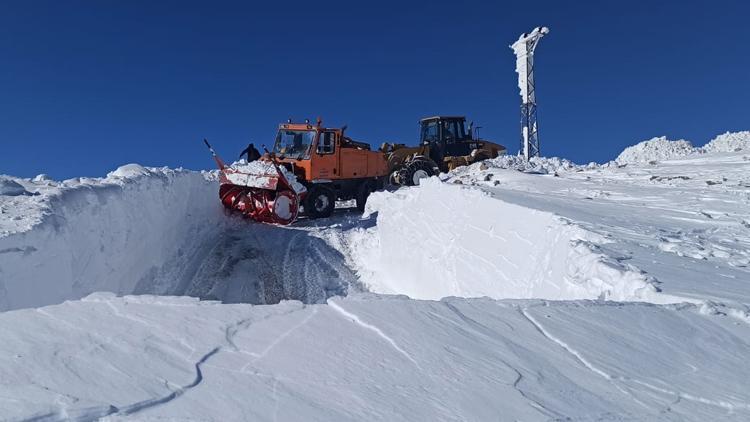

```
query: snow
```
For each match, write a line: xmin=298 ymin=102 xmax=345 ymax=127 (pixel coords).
xmin=0 ymin=177 xmax=29 ymax=196
xmin=1 ymin=294 xmax=749 ymax=421
xmin=227 ymin=160 xmax=307 ymax=194
xmin=1 ymin=135 xmax=750 ymax=420
xmin=107 ymin=163 xmax=153 ymax=178
xmin=352 ymin=177 xmax=676 ymax=303
xmin=616 ymin=131 xmax=750 ymax=164
xmin=511 ymin=26 xmax=549 ymax=103
xmin=0 ymin=166 xmax=222 ymax=311
xmin=616 ymin=136 xmax=697 ymax=164
xmin=703 ymin=130 xmax=750 ymax=153
xmin=479 ymin=154 xmax=591 ymax=174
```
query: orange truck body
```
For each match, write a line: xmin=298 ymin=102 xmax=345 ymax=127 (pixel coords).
xmin=271 ymin=120 xmax=388 ymax=217
xmin=275 ymin=121 xmax=388 ymax=182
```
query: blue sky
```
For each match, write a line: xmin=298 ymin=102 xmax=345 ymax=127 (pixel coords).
xmin=1 ymin=0 xmax=748 ymax=179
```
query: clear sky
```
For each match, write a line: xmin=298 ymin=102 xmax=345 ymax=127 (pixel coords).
xmin=1 ymin=0 xmax=748 ymax=179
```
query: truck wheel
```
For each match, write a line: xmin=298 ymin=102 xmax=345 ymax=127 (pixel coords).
xmin=304 ymin=186 xmax=335 ymax=219
xmin=356 ymin=181 xmax=373 ymax=212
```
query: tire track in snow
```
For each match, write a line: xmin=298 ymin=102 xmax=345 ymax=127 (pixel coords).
xmin=327 ymin=300 xmax=420 ymax=369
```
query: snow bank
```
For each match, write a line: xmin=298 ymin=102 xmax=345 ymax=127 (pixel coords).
xmin=484 ymin=155 xmax=591 ymax=174
xmin=614 ymin=131 xmax=750 ymax=164
xmin=0 ymin=177 xmax=29 ymax=196
xmin=702 ymin=131 xmax=750 ymax=153
xmin=616 ymin=136 xmax=696 ymax=164
xmin=0 ymin=165 xmax=222 ymax=311
xmin=107 ymin=163 xmax=153 ymax=178
xmin=350 ymin=178 xmax=676 ymax=303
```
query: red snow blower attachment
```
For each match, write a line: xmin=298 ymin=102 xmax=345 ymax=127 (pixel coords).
xmin=204 ymin=139 xmax=303 ymax=225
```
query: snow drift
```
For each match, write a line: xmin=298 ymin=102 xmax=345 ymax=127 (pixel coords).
xmin=616 ymin=131 xmax=750 ymax=164
xmin=703 ymin=131 xmax=750 ymax=153
xmin=616 ymin=136 xmax=696 ymax=164
xmin=0 ymin=177 xmax=30 ymax=196
xmin=350 ymin=178 xmax=677 ymax=303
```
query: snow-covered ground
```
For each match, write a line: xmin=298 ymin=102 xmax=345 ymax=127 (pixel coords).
xmin=1 ymin=132 xmax=749 ymax=421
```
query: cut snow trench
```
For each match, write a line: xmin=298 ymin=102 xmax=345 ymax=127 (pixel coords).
xmin=349 ymin=178 xmax=689 ymax=304
xmin=1 ymin=163 xmax=694 ymax=313
xmin=0 ymin=165 xmax=353 ymax=311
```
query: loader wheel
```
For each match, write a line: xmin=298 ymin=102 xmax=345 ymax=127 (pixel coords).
xmin=401 ymin=159 xmax=436 ymax=186
xmin=388 ymin=170 xmax=400 ymax=187
xmin=304 ymin=186 xmax=335 ymax=219
xmin=356 ymin=182 xmax=373 ymax=212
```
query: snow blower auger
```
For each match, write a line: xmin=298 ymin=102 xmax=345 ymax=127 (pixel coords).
xmin=204 ymin=139 xmax=303 ymax=225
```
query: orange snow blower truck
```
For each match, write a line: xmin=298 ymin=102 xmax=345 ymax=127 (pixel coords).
xmin=205 ymin=119 xmax=388 ymax=225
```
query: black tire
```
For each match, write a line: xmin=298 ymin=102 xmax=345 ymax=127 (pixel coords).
xmin=400 ymin=158 xmax=437 ymax=186
xmin=356 ymin=181 xmax=373 ymax=212
xmin=304 ymin=186 xmax=336 ymax=219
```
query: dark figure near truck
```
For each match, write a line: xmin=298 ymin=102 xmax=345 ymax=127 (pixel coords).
xmin=239 ymin=143 xmax=261 ymax=162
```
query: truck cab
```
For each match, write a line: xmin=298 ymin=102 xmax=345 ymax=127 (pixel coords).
xmin=272 ymin=119 xmax=388 ymax=218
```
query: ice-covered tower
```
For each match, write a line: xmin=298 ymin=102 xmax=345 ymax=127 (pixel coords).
xmin=511 ymin=26 xmax=548 ymax=160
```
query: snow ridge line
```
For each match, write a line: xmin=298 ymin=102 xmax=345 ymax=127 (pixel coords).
xmin=239 ymin=307 xmax=319 ymax=373
xmin=441 ymin=302 xmax=564 ymax=419
xmin=25 ymin=305 xmax=309 ymax=421
xmin=521 ymin=306 xmax=750 ymax=413
xmin=327 ymin=300 xmax=421 ymax=369
xmin=22 ymin=346 xmax=222 ymax=422
xmin=114 ymin=347 xmax=220 ymax=417
xmin=520 ymin=307 xmax=611 ymax=379
xmin=114 ymin=306 xmax=309 ymax=419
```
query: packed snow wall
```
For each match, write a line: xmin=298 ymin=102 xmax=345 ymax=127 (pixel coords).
xmin=0 ymin=166 xmax=224 ymax=311
xmin=350 ymin=178 xmax=680 ymax=303
xmin=0 ymin=165 xmax=355 ymax=312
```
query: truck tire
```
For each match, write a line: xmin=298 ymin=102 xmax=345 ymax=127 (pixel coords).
xmin=304 ymin=186 xmax=336 ymax=219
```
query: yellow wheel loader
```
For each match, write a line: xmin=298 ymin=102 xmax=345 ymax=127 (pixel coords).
xmin=382 ymin=116 xmax=506 ymax=186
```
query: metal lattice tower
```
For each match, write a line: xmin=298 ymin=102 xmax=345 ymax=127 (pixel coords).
xmin=511 ymin=27 xmax=549 ymax=160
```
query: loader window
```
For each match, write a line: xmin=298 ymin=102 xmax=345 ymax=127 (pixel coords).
xmin=273 ymin=130 xmax=315 ymax=159
xmin=421 ymin=121 xmax=439 ymax=144
xmin=456 ymin=120 xmax=467 ymax=140
xmin=317 ymin=131 xmax=335 ymax=154
xmin=442 ymin=120 xmax=459 ymax=144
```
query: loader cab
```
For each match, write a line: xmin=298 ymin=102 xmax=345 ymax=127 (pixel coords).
xmin=419 ymin=116 xmax=473 ymax=161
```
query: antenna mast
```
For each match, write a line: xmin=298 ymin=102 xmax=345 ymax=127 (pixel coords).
xmin=511 ymin=26 xmax=549 ymax=160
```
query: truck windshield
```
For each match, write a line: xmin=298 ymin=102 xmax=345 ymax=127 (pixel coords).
xmin=273 ymin=130 xmax=315 ymax=159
